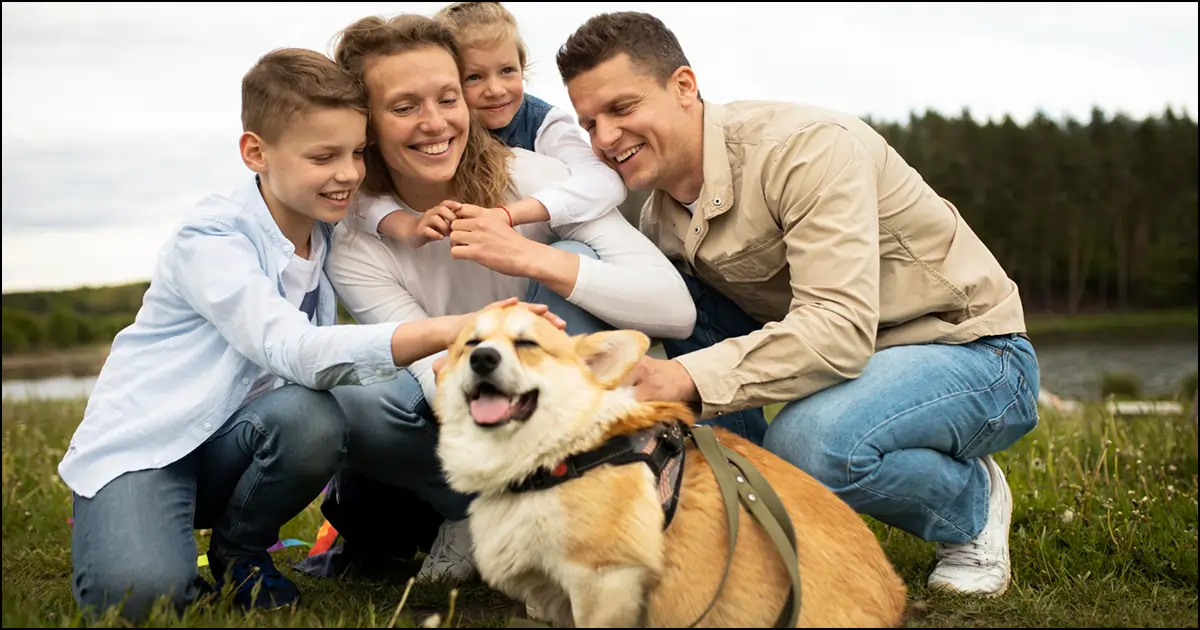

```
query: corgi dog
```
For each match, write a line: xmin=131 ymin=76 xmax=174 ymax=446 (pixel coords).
xmin=432 ymin=304 xmax=911 ymax=628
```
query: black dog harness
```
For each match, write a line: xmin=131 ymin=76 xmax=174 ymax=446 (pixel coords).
xmin=508 ymin=420 xmax=689 ymax=529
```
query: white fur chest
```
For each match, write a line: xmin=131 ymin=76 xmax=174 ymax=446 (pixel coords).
xmin=468 ymin=488 xmax=568 ymax=599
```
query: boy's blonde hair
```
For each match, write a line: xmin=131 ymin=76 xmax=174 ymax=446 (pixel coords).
xmin=332 ymin=14 xmax=513 ymax=208
xmin=435 ymin=2 xmax=528 ymax=73
xmin=241 ymin=47 xmax=367 ymax=144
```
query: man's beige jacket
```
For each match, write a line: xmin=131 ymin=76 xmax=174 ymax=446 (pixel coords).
xmin=641 ymin=101 xmax=1027 ymax=419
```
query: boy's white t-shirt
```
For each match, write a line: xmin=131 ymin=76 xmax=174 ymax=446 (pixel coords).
xmin=239 ymin=225 xmax=325 ymax=409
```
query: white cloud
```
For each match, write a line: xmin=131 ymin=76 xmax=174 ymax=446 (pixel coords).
xmin=2 ymin=1 xmax=1196 ymax=292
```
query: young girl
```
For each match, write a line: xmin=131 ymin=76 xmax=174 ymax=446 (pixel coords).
xmin=372 ymin=1 xmax=628 ymax=248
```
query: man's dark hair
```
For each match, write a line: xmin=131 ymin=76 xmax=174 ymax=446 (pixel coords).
xmin=555 ymin=11 xmax=692 ymax=87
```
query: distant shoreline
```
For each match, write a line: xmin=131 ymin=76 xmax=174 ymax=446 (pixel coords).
xmin=2 ymin=309 xmax=1196 ymax=382
xmin=3 ymin=343 xmax=111 ymax=382
xmin=1023 ymin=308 xmax=1198 ymax=336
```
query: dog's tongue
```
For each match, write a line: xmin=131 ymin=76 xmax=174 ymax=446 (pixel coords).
xmin=470 ymin=392 xmax=514 ymax=425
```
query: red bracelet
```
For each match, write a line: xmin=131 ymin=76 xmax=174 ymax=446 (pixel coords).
xmin=498 ymin=205 xmax=513 ymax=227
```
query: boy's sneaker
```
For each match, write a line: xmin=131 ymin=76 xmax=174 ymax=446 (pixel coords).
xmin=417 ymin=518 xmax=478 ymax=581
xmin=208 ymin=549 xmax=301 ymax=610
xmin=927 ymin=454 xmax=1013 ymax=597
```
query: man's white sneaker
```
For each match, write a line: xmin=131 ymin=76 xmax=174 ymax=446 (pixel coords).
xmin=927 ymin=454 xmax=1013 ymax=597
xmin=417 ymin=518 xmax=478 ymax=582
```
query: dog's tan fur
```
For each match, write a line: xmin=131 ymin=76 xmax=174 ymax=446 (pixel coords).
xmin=432 ymin=305 xmax=911 ymax=628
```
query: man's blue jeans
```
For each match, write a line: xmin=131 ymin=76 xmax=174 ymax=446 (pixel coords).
xmin=663 ymin=273 xmax=1041 ymax=544
xmin=69 ymin=384 xmax=347 ymax=622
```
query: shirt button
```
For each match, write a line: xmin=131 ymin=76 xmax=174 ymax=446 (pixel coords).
xmin=242 ymin=377 xmax=250 ymax=385
xmin=693 ymin=227 xmax=701 ymax=234
xmin=713 ymin=198 xmax=722 ymax=206
xmin=203 ymin=422 xmax=213 ymax=431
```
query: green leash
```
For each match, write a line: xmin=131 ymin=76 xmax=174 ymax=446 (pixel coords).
xmin=507 ymin=424 xmax=803 ymax=628
xmin=684 ymin=424 xmax=802 ymax=628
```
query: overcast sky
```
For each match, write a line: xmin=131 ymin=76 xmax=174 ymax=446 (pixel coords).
xmin=3 ymin=1 xmax=1197 ymax=293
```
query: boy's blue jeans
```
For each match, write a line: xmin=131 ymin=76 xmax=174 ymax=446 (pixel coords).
xmin=331 ymin=240 xmax=766 ymax=524
xmin=664 ymin=273 xmax=1041 ymax=544
xmin=69 ymin=384 xmax=347 ymax=622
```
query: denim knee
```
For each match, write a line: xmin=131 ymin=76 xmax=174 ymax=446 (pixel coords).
xmin=549 ymin=239 xmax=599 ymax=260
xmin=334 ymin=371 xmax=435 ymax=450
xmin=763 ymin=386 xmax=876 ymax=494
xmin=249 ymin=385 xmax=347 ymax=480
xmin=76 ymin=556 xmax=197 ymax=623
xmin=764 ymin=407 xmax=851 ymax=491
xmin=331 ymin=373 xmax=451 ymax=489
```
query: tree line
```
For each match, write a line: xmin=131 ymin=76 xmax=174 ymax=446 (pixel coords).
xmin=3 ymin=283 xmax=147 ymax=354
xmin=866 ymin=106 xmax=1197 ymax=314
xmin=2 ymin=106 xmax=1196 ymax=355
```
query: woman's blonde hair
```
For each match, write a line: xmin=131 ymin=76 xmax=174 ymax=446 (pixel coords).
xmin=434 ymin=2 xmax=528 ymax=72
xmin=332 ymin=13 xmax=512 ymax=208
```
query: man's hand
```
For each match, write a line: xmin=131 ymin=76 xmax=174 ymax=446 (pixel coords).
xmin=623 ymin=355 xmax=700 ymax=404
xmin=448 ymin=208 xmax=536 ymax=276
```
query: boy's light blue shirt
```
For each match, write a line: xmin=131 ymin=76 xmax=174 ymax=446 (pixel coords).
xmin=58 ymin=175 xmax=400 ymax=499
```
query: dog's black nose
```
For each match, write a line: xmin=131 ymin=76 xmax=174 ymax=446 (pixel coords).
xmin=469 ymin=347 xmax=501 ymax=375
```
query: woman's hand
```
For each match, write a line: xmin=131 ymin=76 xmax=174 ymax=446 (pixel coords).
xmin=434 ymin=297 xmax=567 ymax=371
xmin=448 ymin=206 xmax=538 ymax=277
xmin=451 ymin=203 xmax=513 ymax=226
xmin=477 ymin=296 xmax=566 ymax=329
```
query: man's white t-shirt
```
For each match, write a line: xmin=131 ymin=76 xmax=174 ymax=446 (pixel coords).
xmin=239 ymin=225 xmax=325 ymax=409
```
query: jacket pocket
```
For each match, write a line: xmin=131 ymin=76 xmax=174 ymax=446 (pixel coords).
xmin=710 ymin=232 xmax=788 ymax=283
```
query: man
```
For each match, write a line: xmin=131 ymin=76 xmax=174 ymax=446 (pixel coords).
xmin=555 ymin=11 xmax=1040 ymax=597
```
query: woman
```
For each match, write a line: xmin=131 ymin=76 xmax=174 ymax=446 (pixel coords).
xmin=320 ymin=13 xmax=698 ymax=584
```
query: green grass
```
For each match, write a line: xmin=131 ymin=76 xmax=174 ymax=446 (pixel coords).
xmin=3 ymin=397 xmax=1197 ymax=628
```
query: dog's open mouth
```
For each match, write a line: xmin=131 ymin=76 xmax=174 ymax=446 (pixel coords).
xmin=467 ymin=382 xmax=539 ymax=428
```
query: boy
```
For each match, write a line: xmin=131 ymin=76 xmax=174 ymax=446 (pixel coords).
xmin=59 ymin=47 xmax=562 ymax=622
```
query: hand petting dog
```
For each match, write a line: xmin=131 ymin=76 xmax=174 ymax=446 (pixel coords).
xmin=623 ymin=356 xmax=700 ymax=406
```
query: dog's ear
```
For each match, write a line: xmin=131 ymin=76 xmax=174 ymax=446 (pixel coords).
xmin=574 ymin=330 xmax=651 ymax=387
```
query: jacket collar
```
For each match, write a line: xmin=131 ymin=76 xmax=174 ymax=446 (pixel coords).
xmin=244 ymin=174 xmax=332 ymax=262
xmin=647 ymin=101 xmax=736 ymax=223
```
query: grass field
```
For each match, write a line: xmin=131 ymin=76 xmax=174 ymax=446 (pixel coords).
xmin=3 ymin=397 xmax=1197 ymax=628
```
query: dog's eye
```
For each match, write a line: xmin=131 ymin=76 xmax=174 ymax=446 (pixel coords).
xmin=513 ymin=339 xmax=540 ymax=349
xmin=464 ymin=339 xmax=482 ymax=347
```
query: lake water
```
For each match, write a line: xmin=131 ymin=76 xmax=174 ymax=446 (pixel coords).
xmin=4 ymin=334 xmax=1196 ymax=404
